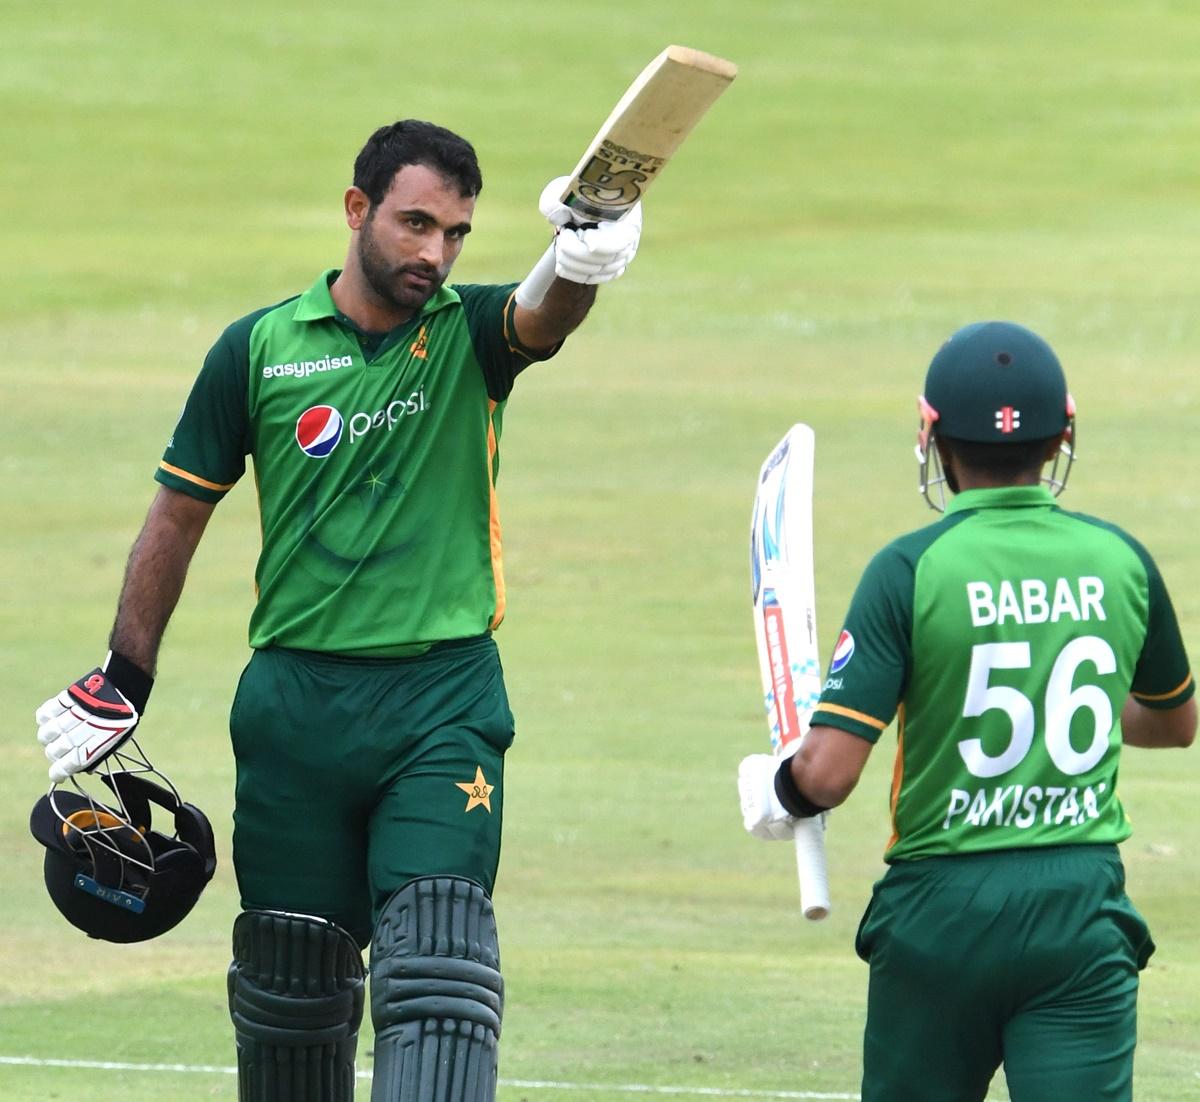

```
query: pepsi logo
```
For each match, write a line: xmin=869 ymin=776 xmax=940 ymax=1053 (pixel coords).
xmin=296 ymin=405 xmax=343 ymax=458
xmin=829 ymin=630 xmax=855 ymax=674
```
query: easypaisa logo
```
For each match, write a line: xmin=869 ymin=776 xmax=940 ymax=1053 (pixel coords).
xmin=264 ymin=354 xmax=354 ymax=380
xmin=295 ymin=391 xmax=429 ymax=458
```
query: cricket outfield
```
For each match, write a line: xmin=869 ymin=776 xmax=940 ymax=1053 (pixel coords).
xmin=2 ymin=2 xmax=1198 ymax=1099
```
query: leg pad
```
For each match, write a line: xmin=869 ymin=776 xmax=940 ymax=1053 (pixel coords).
xmin=229 ymin=910 xmax=365 ymax=1102
xmin=369 ymin=876 xmax=503 ymax=1101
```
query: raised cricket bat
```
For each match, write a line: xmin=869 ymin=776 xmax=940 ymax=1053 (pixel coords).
xmin=750 ymin=424 xmax=831 ymax=921
xmin=514 ymin=45 xmax=737 ymax=309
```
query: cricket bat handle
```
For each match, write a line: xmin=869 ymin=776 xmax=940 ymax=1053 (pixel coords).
xmin=514 ymin=243 xmax=557 ymax=309
xmin=793 ymin=816 xmax=831 ymax=921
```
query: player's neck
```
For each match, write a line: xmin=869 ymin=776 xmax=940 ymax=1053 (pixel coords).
xmin=330 ymin=265 xmax=417 ymax=335
xmin=953 ymin=469 xmax=1042 ymax=492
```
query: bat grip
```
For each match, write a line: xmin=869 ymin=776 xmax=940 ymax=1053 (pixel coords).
xmin=793 ymin=816 xmax=831 ymax=921
xmin=514 ymin=243 xmax=557 ymax=309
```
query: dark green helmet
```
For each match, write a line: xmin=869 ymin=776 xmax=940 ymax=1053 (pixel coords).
xmin=923 ymin=321 xmax=1071 ymax=442
xmin=916 ymin=321 xmax=1077 ymax=510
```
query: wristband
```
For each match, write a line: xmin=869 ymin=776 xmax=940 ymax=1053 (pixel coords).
xmin=774 ymin=758 xmax=829 ymax=819
xmin=103 ymin=650 xmax=155 ymax=713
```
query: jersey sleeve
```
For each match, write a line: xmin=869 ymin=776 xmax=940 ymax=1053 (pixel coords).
xmin=810 ymin=544 xmax=914 ymax=743
xmin=454 ymin=282 xmax=562 ymax=402
xmin=1127 ymin=543 xmax=1195 ymax=709
xmin=155 ymin=322 xmax=251 ymax=504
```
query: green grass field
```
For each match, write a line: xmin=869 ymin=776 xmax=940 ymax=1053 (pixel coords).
xmin=3 ymin=1 xmax=1198 ymax=1098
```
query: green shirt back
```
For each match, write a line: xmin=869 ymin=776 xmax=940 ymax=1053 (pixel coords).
xmin=812 ymin=486 xmax=1194 ymax=861
xmin=156 ymin=270 xmax=554 ymax=656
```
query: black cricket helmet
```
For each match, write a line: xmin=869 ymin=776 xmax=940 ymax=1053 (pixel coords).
xmin=30 ymin=740 xmax=216 ymax=942
xmin=915 ymin=321 xmax=1077 ymax=510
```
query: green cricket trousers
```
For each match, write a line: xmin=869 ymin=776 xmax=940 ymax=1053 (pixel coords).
xmin=228 ymin=635 xmax=514 ymax=947
xmin=855 ymin=845 xmax=1154 ymax=1102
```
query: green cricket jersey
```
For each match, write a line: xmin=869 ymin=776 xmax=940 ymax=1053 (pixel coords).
xmin=812 ymin=485 xmax=1194 ymax=862
xmin=156 ymin=269 xmax=556 ymax=656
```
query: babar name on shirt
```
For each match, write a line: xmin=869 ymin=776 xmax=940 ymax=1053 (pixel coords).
xmin=966 ymin=575 xmax=1106 ymax=628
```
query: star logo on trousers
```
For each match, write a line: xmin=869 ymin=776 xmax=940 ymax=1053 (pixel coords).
xmin=455 ymin=766 xmax=495 ymax=813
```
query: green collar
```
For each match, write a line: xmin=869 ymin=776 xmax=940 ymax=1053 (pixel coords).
xmin=291 ymin=268 xmax=459 ymax=324
xmin=946 ymin=484 xmax=1057 ymax=515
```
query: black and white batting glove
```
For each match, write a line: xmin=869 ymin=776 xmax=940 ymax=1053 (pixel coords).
xmin=36 ymin=653 xmax=153 ymax=783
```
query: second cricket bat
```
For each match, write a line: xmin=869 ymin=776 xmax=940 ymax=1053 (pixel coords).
xmin=515 ymin=45 xmax=737 ymax=308
xmin=750 ymin=424 xmax=831 ymax=921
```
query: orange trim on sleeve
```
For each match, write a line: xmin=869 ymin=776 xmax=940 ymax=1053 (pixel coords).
xmin=157 ymin=461 xmax=236 ymax=492
xmin=485 ymin=400 xmax=506 ymax=630
xmin=502 ymin=290 xmax=533 ymax=361
xmin=886 ymin=704 xmax=905 ymax=852
xmin=1131 ymin=673 xmax=1194 ymax=703
xmin=502 ymin=290 xmax=517 ymax=349
xmin=503 ymin=289 xmax=560 ymax=362
xmin=817 ymin=702 xmax=889 ymax=730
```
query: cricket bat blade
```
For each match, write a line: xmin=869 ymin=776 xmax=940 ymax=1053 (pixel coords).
xmin=750 ymin=423 xmax=831 ymax=921
xmin=515 ymin=44 xmax=737 ymax=309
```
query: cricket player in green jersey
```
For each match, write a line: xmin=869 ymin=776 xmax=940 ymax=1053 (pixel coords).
xmin=740 ymin=321 xmax=1195 ymax=1101
xmin=35 ymin=120 xmax=644 ymax=1101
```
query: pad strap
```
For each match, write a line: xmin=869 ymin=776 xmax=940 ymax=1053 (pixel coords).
xmin=228 ymin=910 xmax=365 ymax=1102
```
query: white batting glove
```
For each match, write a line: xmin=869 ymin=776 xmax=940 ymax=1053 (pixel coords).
xmin=37 ymin=668 xmax=141 ymax=783
xmin=552 ymin=215 xmax=642 ymax=285
xmin=738 ymin=752 xmax=802 ymax=841
xmin=537 ymin=175 xmax=642 ymax=286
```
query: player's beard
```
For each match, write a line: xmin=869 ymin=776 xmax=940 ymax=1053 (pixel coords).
xmin=357 ymin=215 xmax=445 ymax=314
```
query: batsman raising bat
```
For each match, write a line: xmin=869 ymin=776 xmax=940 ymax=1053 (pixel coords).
xmin=738 ymin=322 xmax=1194 ymax=1102
xmin=34 ymin=44 xmax=735 ymax=1102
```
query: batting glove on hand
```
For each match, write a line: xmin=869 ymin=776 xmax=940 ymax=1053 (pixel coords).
xmin=537 ymin=175 xmax=643 ymax=286
xmin=37 ymin=667 xmax=142 ymax=783
xmin=553 ymin=216 xmax=642 ymax=285
xmin=738 ymin=752 xmax=803 ymax=841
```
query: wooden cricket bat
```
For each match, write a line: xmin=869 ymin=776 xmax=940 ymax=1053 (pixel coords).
xmin=750 ymin=424 xmax=831 ymax=921
xmin=514 ymin=45 xmax=737 ymax=308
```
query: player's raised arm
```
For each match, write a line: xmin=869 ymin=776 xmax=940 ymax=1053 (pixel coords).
xmin=512 ymin=46 xmax=736 ymax=350
xmin=512 ymin=176 xmax=642 ymax=350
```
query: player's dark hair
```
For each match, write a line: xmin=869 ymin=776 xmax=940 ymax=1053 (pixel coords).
xmin=938 ymin=434 xmax=1058 ymax=480
xmin=353 ymin=120 xmax=483 ymax=204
